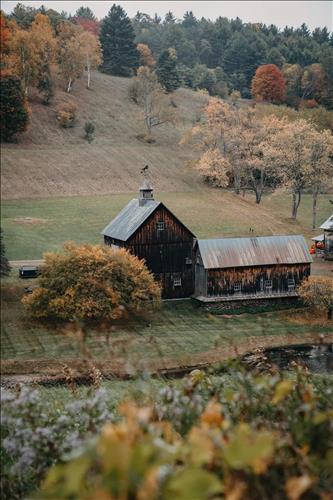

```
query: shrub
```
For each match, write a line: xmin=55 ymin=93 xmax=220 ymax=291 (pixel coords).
xmin=299 ymin=276 xmax=333 ymax=319
xmin=1 ymin=386 xmax=113 ymax=499
xmin=84 ymin=121 xmax=95 ymax=143
xmin=56 ymin=102 xmax=77 ymax=128
xmin=22 ymin=242 xmax=161 ymax=322
xmin=39 ymin=366 xmax=333 ymax=499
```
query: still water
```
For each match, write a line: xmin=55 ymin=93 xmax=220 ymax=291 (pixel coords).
xmin=263 ymin=344 xmax=333 ymax=373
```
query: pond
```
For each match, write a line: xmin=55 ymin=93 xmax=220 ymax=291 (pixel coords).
xmin=263 ymin=343 xmax=333 ymax=373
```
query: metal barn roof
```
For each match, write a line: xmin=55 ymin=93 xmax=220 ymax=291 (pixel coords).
xmin=320 ymin=214 xmax=333 ymax=231
xmin=101 ymin=199 xmax=161 ymax=241
xmin=197 ymin=235 xmax=312 ymax=269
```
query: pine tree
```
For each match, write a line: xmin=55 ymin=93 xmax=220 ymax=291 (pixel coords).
xmin=0 ymin=75 xmax=29 ymax=141
xmin=100 ymin=4 xmax=139 ymax=76
xmin=0 ymin=228 xmax=11 ymax=277
xmin=156 ymin=48 xmax=181 ymax=92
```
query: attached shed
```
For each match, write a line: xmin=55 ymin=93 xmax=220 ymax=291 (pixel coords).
xmin=102 ymin=182 xmax=196 ymax=299
xmin=194 ymin=235 xmax=312 ymax=302
xmin=320 ymin=214 xmax=333 ymax=260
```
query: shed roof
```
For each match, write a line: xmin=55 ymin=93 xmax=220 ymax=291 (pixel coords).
xmin=101 ymin=198 xmax=160 ymax=241
xmin=320 ymin=214 xmax=333 ymax=231
xmin=197 ymin=235 xmax=312 ymax=269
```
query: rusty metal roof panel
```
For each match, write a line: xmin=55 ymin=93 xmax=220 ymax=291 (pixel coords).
xmin=320 ymin=214 xmax=333 ymax=231
xmin=101 ymin=199 xmax=160 ymax=241
xmin=197 ymin=235 xmax=312 ymax=269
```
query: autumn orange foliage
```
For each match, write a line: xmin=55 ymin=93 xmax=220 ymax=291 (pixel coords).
xmin=22 ymin=242 xmax=161 ymax=322
xmin=251 ymin=64 xmax=286 ymax=103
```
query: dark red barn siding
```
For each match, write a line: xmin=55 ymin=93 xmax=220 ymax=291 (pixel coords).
xmin=127 ymin=205 xmax=195 ymax=299
xmin=103 ymin=202 xmax=196 ymax=299
xmin=206 ymin=264 xmax=311 ymax=297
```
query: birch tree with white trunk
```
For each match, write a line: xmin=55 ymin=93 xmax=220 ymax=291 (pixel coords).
xmin=79 ymin=31 xmax=102 ymax=89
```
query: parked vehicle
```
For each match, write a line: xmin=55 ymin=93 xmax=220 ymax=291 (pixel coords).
xmin=19 ymin=266 xmax=40 ymax=279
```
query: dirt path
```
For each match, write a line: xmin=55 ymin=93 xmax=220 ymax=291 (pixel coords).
xmin=9 ymin=260 xmax=44 ymax=267
xmin=2 ymin=332 xmax=332 ymax=386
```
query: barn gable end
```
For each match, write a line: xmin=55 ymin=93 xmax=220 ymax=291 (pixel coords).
xmin=102 ymin=182 xmax=197 ymax=299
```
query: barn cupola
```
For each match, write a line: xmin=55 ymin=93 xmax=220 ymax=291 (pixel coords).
xmin=139 ymin=180 xmax=154 ymax=206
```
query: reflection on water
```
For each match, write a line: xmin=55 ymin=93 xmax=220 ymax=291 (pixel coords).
xmin=264 ymin=344 xmax=333 ymax=373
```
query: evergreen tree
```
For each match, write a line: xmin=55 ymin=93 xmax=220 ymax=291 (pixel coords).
xmin=74 ymin=6 xmax=96 ymax=21
xmin=156 ymin=48 xmax=181 ymax=92
xmin=100 ymin=4 xmax=139 ymax=76
xmin=267 ymin=47 xmax=285 ymax=68
xmin=0 ymin=76 xmax=29 ymax=142
xmin=0 ymin=228 xmax=11 ymax=278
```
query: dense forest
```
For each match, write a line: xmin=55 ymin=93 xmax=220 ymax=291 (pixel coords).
xmin=1 ymin=2 xmax=333 ymax=108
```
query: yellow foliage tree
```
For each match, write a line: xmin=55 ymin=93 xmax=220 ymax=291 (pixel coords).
xmin=298 ymin=276 xmax=333 ymax=320
xmin=22 ymin=242 xmax=161 ymax=322
xmin=79 ymin=30 xmax=102 ymax=89
xmin=7 ymin=23 xmax=38 ymax=95
xmin=267 ymin=119 xmax=333 ymax=220
xmin=182 ymin=97 xmax=286 ymax=203
xmin=57 ymin=22 xmax=85 ymax=92
xmin=137 ymin=43 xmax=155 ymax=68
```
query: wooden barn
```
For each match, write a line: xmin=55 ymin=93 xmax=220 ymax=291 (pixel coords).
xmin=194 ymin=235 xmax=312 ymax=302
xmin=101 ymin=181 xmax=196 ymax=299
xmin=320 ymin=214 xmax=333 ymax=260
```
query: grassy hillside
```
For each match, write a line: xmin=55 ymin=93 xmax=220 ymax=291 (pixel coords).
xmin=1 ymin=70 xmax=332 ymax=261
xmin=1 ymin=71 xmax=208 ymax=199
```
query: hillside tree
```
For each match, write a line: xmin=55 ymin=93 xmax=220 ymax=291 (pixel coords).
xmin=305 ymin=128 xmax=333 ymax=228
xmin=129 ymin=65 xmax=175 ymax=139
xmin=100 ymin=4 xmax=139 ymax=76
xmin=182 ymin=98 xmax=284 ymax=201
xmin=8 ymin=25 xmax=37 ymax=95
xmin=0 ymin=228 xmax=11 ymax=277
xmin=79 ymin=30 xmax=102 ymax=89
xmin=137 ymin=43 xmax=155 ymax=68
xmin=251 ymin=64 xmax=286 ymax=103
xmin=0 ymin=75 xmax=29 ymax=141
xmin=156 ymin=47 xmax=181 ymax=92
xmin=74 ymin=6 xmax=96 ymax=21
xmin=57 ymin=22 xmax=85 ymax=92
xmin=22 ymin=242 xmax=161 ymax=322
xmin=267 ymin=119 xmax=315 ymax=219
xmin=30 ymin=13 xmax=56 ymax=104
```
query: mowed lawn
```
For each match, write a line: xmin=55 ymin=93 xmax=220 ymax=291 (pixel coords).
xmin=2 ymin=276 xmax=332 ymax=363
xmin=1 ymin=190 xmax=332 ymax=260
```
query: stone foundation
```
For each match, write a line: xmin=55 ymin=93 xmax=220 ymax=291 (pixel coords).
xmin=195 ymin=296 xmax=301 ymax=314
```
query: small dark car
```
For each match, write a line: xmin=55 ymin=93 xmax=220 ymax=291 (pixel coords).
xmin=19 ymin=266 xmax=40 ymax=279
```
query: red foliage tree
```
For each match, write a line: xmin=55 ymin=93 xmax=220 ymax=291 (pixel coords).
xmin=251 ymin=64 xmax=286 ymax=103
xmin=0 ymin=12 xmax=11 ymax=54
xmin=75 ymin=17 xmax=99 ymax=36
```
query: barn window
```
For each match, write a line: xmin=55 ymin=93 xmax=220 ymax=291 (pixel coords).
xmin=288 ymin=278 xmax=295 ymax=290
xmin=264 ymin=279 xmax=273 ymax=291
xmin=185 ymin=257 xmax=192 ymax=265
xmin=156 ymin=221 xmax=165 ymax=231
xmin=234 ymin=282 xmax=242 ymax=293
xmin=173 ymin=277 xmax=182 ymax=286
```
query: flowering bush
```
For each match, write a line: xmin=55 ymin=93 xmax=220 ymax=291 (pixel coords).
xmin=2 ymin=364 xmax=333 ymax=499
xmin=0 ymin=386 xmax=113 ymax=499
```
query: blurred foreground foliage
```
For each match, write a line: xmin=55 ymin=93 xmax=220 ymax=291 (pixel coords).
xmin=2 ymin=361 xmax=332 ymax=499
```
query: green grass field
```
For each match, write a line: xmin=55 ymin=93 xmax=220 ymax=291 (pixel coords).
xmin=1 ymin=190 xmax=331 ymax=260
xmin=2 ymin=275 xmax=332 ymax=365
